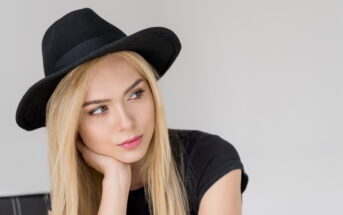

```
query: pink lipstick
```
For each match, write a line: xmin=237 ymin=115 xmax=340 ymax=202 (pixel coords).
xmin=118 ymin=134 xmax=143 ymax=149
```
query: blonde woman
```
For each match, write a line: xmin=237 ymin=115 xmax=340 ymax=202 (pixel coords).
xmin=15 ymin=8 xmax=249 ymax=215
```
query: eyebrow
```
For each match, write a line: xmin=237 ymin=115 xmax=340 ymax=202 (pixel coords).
xmin=82 ymin=78 xmax=144 ymax=108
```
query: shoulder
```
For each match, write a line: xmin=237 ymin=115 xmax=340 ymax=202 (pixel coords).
xmin=168 ymin=128 xmax=213 ymax=154
xmin=168 ymin=128 xmax=242 ymax=162
xmin=168 ymin=128 xmax=249 ymax=211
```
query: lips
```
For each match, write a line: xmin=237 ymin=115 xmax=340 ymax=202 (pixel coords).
xmin=119 ymin=134 xmax=143 ymax=146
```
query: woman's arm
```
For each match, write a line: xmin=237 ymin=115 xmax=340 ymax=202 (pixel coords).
xmin=98 ymin=172 xmax=130 ymax=215
xmin=47 ymin=137 xmax=131 ymax=215
xmin=47 ymin=173 xmax=130 ymax=215
xmin=76 ymin=136 xmax=131 ymax=215
xmin=198 ymin=169 xmax=242 ymax=215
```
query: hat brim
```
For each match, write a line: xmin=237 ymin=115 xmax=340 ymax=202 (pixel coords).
xmin=16 ymin=26 xmax=181 ymax=131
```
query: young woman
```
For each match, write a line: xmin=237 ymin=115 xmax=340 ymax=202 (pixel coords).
xmin=15 ymin=8 xmax=249 ymax=215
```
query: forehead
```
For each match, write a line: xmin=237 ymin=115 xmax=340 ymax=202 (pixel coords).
xmin=85 ymin=54 xmax=144 ymax=97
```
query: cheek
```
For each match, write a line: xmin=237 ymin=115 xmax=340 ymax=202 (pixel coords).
xmin=78 ymin=122 xmax=107 ymax=152
xmin=138 ymin=96 xmax=155 ymax=124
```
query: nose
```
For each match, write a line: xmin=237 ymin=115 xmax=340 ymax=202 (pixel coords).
xmin=114 ymin=103 xmax=134 ymax=130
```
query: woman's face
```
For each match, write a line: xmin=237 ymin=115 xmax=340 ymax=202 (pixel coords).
xmin=78 ymin=53 xmax=155 ymax=164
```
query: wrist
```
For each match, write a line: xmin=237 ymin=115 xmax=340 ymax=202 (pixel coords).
xmin=102 ymin=174 xmax=130 ymax=194
xmin=98 ymin=177 xmax=128 ymax=215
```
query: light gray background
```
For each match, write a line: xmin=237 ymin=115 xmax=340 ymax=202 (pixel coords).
xmin=1 ymin=0 xmax=342 ymax=214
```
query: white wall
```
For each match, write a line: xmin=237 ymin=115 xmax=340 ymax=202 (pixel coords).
xmin=1 ymin=0 xmax=342 ymax=214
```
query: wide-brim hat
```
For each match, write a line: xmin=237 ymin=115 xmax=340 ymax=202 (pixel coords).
xmin=15 ymin=7 xmax=181 ymax=131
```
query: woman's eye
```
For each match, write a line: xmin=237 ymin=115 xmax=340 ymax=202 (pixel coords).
xmin=129 ymin=88 xmax=145 ymax=100
xmin=89 ymin=105 xmax=107 ymax=117
xmin=87 ymin=89 xmax=145 ymax=117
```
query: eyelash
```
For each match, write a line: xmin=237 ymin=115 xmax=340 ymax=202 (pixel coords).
xmin=88 ymin=88 xmax=145 ymax=117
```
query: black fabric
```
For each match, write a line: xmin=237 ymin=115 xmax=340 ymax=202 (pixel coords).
xmin=44 ymin=128 xmax=249 ymax=214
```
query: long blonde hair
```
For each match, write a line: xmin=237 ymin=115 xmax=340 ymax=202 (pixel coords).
xmin=45 ymin=50 xmax=190 ymax=215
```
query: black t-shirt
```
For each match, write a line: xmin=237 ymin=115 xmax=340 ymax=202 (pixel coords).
xmin=45 ymin=128 xmax=249 ymax=214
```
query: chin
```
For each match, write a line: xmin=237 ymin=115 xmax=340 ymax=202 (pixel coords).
xmin=117 ymin=149 xmax=147 ymax=164
xmin=120 ymin=156 xmax=144 ymax=165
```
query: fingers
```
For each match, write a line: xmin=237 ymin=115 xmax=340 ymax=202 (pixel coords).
xmin=75 ymin=137 xmax=94 ymax=168
xmin=75 ymin=138 xmax=82 ymax=151
xmin=75 ymin=135 xmax=86 ymax=153
xmin=75 ymin=137 xmax=104 ymax=174
xmin=75 ymin=136 xmax=89 ymax=162
xmin=75 ymin=141 xmax=83 ymax=156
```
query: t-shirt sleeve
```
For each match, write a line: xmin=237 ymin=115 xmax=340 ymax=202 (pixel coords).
xmin=190 ymin=134 xmax=249 ymax=206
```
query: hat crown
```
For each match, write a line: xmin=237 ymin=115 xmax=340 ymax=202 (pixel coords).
xmin=42 ymin=8 xmax=126 ymax=77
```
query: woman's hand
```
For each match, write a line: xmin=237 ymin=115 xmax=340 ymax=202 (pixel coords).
xmin=75 ymin=134 xmax=131 ymax=188
xmin=75 ymin=135 xmax=131 ymax=215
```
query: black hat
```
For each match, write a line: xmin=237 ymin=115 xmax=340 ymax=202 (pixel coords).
xmin=15 ymin=7 xmax=181 ymax=131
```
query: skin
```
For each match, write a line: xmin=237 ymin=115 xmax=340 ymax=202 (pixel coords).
xmin=198 ymin=169 xmax=242 ymax=215
xmin=75 ymin=52 xmax=155 ymax=214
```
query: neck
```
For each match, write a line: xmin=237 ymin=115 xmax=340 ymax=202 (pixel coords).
xmin=129 ymin=154 xmax=146 ymax=190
